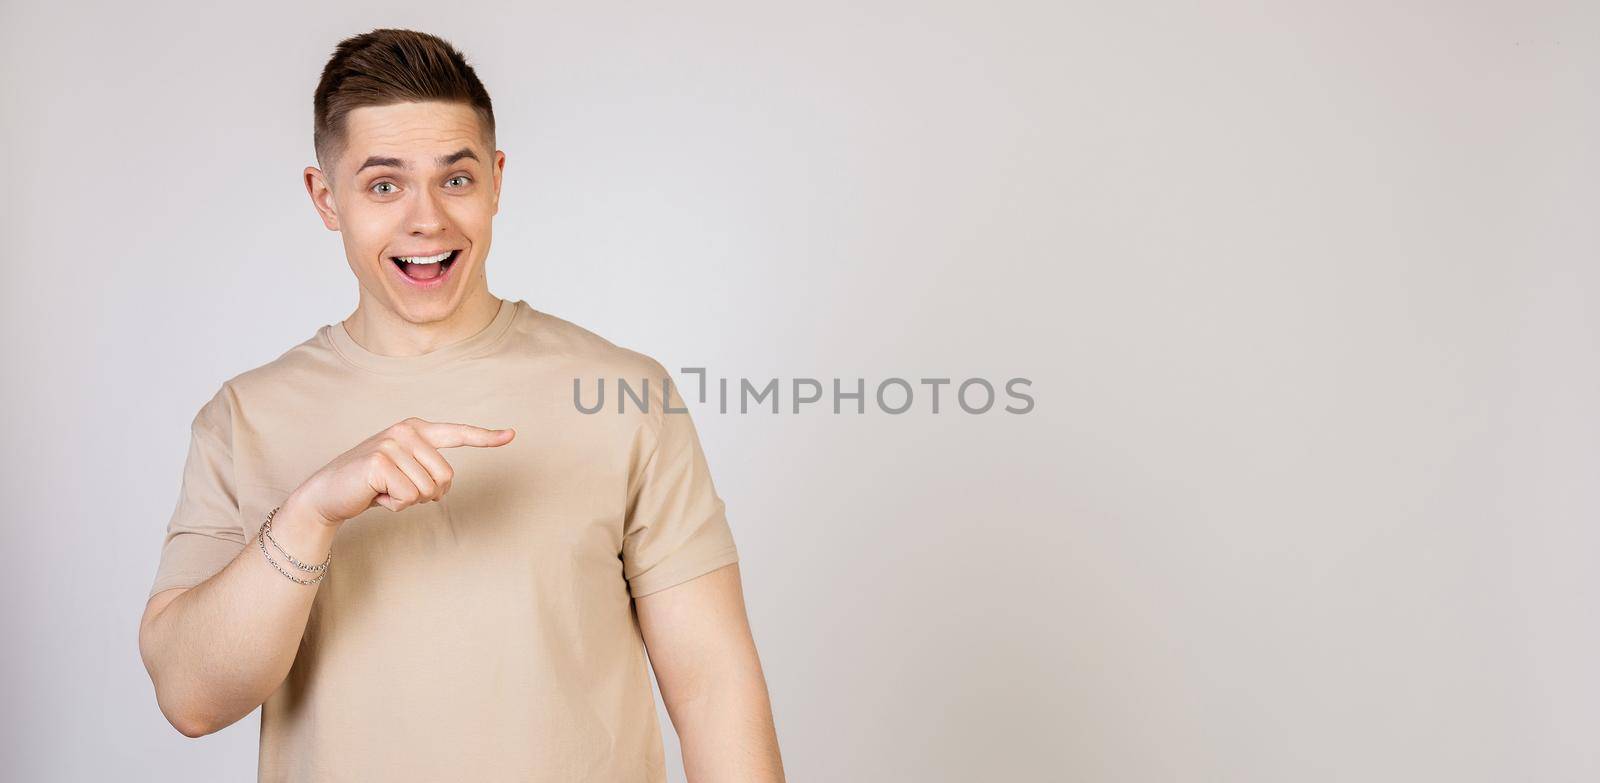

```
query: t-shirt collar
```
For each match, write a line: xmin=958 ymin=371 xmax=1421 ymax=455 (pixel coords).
xmin=326 ymin=297 xmax=521 ymax=375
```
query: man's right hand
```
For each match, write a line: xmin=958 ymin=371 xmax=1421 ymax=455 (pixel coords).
xmin=285 ymin=417 xmax=516 ymax=526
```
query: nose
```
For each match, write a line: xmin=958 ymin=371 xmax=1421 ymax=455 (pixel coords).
xmin=407 ymin=187 xmax=447 ymax=235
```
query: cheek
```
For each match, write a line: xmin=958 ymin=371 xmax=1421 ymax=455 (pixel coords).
xmin=342 ymin=234 xmax=383 ymax=263
xmin=454 ymin=202 xmax=495 ymax=238
xmin=339 ymin=209 xmax=397 ymax=254
xmin=442 ymin=200 xmax=480 ymax=225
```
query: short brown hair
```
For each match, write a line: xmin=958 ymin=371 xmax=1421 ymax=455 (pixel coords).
xmin=312 ymin=28 xmax=496 ymax=173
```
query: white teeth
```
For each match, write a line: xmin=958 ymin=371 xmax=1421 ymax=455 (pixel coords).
xmin=396 ymin=251 xmax=453 ymax=264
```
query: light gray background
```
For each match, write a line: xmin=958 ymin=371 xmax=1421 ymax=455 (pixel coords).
xmin=3 ymin=1 xmax=1595 ymax=780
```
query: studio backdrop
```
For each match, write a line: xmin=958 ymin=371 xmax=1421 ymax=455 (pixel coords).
xmin=2 ymin=1 xmax=1596 ymax=781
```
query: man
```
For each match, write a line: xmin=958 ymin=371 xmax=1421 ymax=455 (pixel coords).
xmin=136 ymin=28 xmax=786 ymax=782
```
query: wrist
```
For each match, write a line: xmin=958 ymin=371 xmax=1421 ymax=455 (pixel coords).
xmin=255 ymin=496 xmax=338 ymax=587
xmin=282 ymin=489 xmax=343 ymax=529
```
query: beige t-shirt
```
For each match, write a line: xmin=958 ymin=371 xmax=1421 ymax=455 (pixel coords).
xmin=147 ymin=297 xmax=740 ymax=781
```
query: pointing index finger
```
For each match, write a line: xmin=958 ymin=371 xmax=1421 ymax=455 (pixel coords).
xmin=420 ymin=421 xmax=517 ymax=448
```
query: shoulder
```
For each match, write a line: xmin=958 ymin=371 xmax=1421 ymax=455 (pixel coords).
xmin=514 ymin=304 xmax=673 ymax=381
xmin=515 ymin=305 xmax=688 ymax=433
xmin=191 ymin=329 xmax=328 ymax=429
xmin=193 ymin=301 xmax=681 ymax=417
xmin=229 ymin=329 xmax=325 ymax=385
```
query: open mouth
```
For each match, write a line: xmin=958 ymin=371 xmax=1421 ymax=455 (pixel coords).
xmin=389 ymin=249 xmax=461 ymax=283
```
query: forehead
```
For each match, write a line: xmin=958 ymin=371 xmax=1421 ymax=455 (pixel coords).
xmin=340 ymin=101 xmax=488 ymax=173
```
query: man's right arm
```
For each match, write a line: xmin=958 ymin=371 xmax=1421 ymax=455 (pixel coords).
xmin=137 ymin=495 xmax=337 ymax=738
xmin=137 ymin=416 xmax=516 ymax=738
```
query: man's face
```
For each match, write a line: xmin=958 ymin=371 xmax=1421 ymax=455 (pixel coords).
xmin=304 ymin=101 xmax=505 ymax=324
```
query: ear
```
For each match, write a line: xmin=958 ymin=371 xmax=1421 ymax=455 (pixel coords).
xmin=491 ymin=150 xmax=507 ymax=216
xmin=304 ymin=166 xmax=340 ymax=231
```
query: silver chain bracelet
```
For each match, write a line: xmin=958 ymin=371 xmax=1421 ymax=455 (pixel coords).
xmin=257 ymin=505 xmax=332 ymax=585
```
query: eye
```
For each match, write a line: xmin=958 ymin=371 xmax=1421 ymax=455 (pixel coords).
xmin=446 ymin=175 xmax=472 ymax=187
xmin=371 ymin=181 xmax=398 ymax=195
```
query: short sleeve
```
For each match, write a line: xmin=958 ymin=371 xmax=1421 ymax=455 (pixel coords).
xmin=147 ymin=384 xmax=247 ymax=601
xmin=621 ymin=365 xmax=740 ymax=598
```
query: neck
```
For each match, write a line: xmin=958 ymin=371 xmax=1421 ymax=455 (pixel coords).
xmin=341 ymin=289 xmax=503 ymax=358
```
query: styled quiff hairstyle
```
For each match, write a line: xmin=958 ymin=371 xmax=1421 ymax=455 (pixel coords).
xmin=312 ymin=28 xmax=496 ymax=174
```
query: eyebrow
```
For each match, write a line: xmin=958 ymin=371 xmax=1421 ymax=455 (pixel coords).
xmin=356 ymin=147 xmax=480 ymax=174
